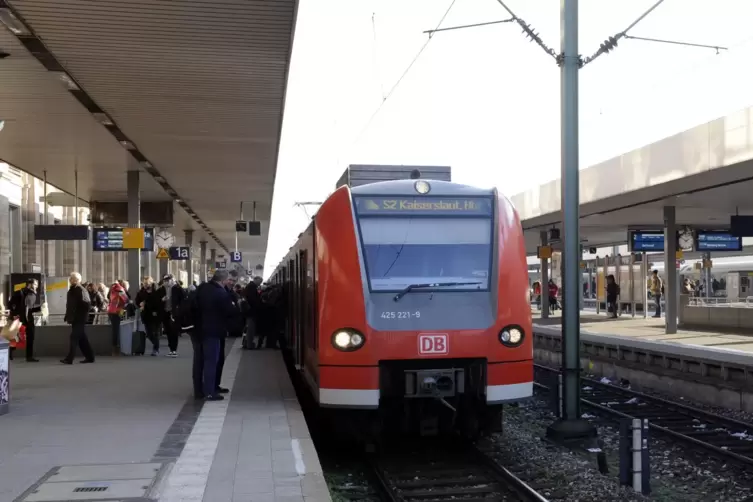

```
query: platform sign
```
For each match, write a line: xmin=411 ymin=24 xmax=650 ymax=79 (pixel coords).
xmin=696 ymin=231 xmax=742 ymax=251
xmin=629 ymin=231 xmax=664 ymax=252
xmin=216 ymin=261 xmax=227 ymax=269
xmin=122 ymin=228 xmax=145 ymax=249
xmin=156 ymin=248 xmax=169 ymax=260
xmin=169 ymin=246 xmax=190 ymax=260
xmin=230 ymin=251 xmax=242 ymax=263
xmin=94 ymin=227 xmax=154 ymax=251
xmin=235 ymin=221 xmax=248 ymax=232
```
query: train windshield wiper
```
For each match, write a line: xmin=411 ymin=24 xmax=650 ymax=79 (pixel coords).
xmin=393 ymin=281 xmax=482 ymax=302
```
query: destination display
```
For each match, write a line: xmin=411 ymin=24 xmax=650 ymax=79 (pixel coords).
xmin=93 ymin=227 xmax=154 ymax=251
xmin=629 ymin=231 xmax=665 ymax=252
xmin=355 ymin=196 xmax=493 ymax=216
xmin=696 ymin=231 xmax=742 ymax=251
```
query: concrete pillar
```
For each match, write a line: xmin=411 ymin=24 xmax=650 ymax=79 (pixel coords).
xmin=540 ymin=230 xmax=549 ymax=318
xmin=663 ymin=206 xmax=677 ymax=334
xmin=62 ymin=207 xmax=76 ymax=275
xmin=184 ymin=230 xmax=194 ymax=285
xmin=210 ymin=248 xmax=216 ymax=271
xmin=22 ymin=178 xmax=38 ymax=270
xmin=0 ymin=194 xmax=10 ymax=309
xmin=127 ymin=170 xmax=141 ymax=298
xmin=199 ymin=241 xmax=207 ymax=283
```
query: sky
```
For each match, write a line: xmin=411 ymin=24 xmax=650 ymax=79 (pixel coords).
xmin=263 ymin=0 xmax=753 ymax=275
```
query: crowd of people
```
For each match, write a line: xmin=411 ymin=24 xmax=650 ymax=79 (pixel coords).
xmin=5 ymin=269 xmax=286 ymax=402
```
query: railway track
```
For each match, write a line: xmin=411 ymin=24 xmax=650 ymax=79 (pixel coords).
xmin=534 ymin=364 xmax=753 ymax=466
xmin=368 ymin=438 xmax=549 ymax=502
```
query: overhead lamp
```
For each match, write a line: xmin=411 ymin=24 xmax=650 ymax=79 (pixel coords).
xmin=141 ymin=160 xmax=153 ymax=168
xmin=54 ymin=72 xmax=79 ymax=91
xmin=119 ymin=140 xmax=135 ymax=150
xmin=92 ymin=112 xmax=113 ymax=126
xmin=154 ymin=176 xmax=166 ymax=183
xmin=0 ymin=8 xmax=30 ymax=36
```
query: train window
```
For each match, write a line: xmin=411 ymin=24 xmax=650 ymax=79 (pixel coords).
xmin=359 ymin=217 xmax=492 ymax=291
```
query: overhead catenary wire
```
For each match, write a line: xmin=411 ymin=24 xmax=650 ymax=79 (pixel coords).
xmin=493 ymin=0 xmax=557 ymax=60
xmin=351 ymin=0 xmax=459 ymax=147
xmin=580 ymin=0 xmax=666 ymax=66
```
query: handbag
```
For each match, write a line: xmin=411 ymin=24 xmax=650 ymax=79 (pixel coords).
xmin=1 ymin=317 xmax=21 ymax=341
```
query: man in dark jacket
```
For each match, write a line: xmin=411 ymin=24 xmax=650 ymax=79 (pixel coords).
xmin=160 ymin=274 xmax=185 ymax=357
xmin=197 ymin=270 xmax=235 ymax=401
xmin=8 ymin=278 xmax=41 ymax=362
xmin=243 ymin=276 xmax=263 ymax=349
xmin=61 ymin=272 xmax=95 ymax=364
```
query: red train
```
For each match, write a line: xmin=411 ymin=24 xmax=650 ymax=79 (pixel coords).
xmin=270 ymin=172 xmax=533 ymax=438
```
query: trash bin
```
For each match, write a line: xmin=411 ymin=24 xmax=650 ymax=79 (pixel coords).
xmin=0 ymin=337 xmax=9 ymax=415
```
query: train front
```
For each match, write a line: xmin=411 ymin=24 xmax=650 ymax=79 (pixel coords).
xmin=319 ymin=179 xmax=533 ymax=437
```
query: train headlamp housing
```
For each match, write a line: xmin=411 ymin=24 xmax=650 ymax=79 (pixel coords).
xmin=499 ymin=325 xmax=524 ymax=347
xmin=414 ymin=180 xmax=431 ymax=195
xmin=331 ymin=328 xmax=366 ymax=352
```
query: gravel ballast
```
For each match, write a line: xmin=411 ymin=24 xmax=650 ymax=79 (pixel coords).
xmin=494 ymin=395 xmax=753 ymax=502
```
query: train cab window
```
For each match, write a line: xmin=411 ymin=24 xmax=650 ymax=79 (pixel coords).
xmin=358 ymin=217 xmax=492 ymax=292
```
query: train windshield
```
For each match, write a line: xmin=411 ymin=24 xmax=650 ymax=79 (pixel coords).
xmin=358 ymin=217 xmax=492 ymax=292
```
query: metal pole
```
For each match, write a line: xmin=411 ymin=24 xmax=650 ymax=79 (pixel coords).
xmin=595 ymin=255 xmax=601 ymax=314
xmin=642 ymin=252 xmax=648 ymax=318
xmin=664 ymin=206 xmax=677 ymax=333
xmin=704 ymin=252 xmax=712 ymax=299
xmin=43 ymin=170 xmax=48 ymax=276
xmin=547 ymin=0 xmax=594 ymax=441
xmin=74 ymin=170 xmax=79 ymax=224
xmin=630 ymin=253 xmax=636 ymax=317
xmin=540 ymin=231 xmax=549 ymax=318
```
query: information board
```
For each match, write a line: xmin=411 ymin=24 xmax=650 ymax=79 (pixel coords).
xmin=696 ymin=231 xmax=742 ymax=251
xmin=93 ymin=227 xmax=154 ymax=251
xmin=629 ymin=231 xmax=665 ymax=252
xmin=354 ymin=196 xmax=493 ymax=216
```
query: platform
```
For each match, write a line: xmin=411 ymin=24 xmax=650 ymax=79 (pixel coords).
xmin=532 ymin=310 xmax=753 ymax=357
xmin=0 ymin=339 xmax=330 ymax=502
xmin=532 ymin=310 xmax=753 ymax=412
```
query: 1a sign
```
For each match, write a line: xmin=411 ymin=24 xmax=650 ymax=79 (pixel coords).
xmin=169 ymin=246 xmax=190 ymax=260
xmin=230 ymin=251 xmax=242 ymax=263
xmin=216 ymin=261 xmax=227 ymax=269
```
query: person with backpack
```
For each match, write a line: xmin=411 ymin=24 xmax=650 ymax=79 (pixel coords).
xmin=650 ymin=269 xmax=663 ymax=318
xmin=8 ymin=278 xmax=41 ymax=362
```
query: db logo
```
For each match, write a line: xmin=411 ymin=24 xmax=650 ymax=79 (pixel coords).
xmin=418 ymin=334 xmax=448 ymax=355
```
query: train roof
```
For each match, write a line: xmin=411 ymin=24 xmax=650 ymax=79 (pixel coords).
xmin=350 ymin=179 xmax=495 ymax=197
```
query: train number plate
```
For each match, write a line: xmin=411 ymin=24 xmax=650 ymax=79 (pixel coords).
xmin=418 ymin=334 xmax=448 ymax=355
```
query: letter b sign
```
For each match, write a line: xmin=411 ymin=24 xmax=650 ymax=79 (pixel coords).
xmin=230 ymin=251 xmax=242 ymax=263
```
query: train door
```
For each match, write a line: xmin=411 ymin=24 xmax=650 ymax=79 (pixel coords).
xmin=298 ymin=249 xmax=308 ymax=371
xmin=291 ymin=257 xmax=301 ymax=369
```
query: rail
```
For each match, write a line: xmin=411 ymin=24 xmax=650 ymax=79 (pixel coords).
xmin=534 ymin=364 xmax=753 ymax=467
xmin=368 ymin=438 xmax=549 ymax=502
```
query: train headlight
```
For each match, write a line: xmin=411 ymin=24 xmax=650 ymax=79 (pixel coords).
xmin=414 ymin=180 xmax=431 ymax=194
xmin=332 ymin=329 xmax=366 ymax=351
xmin=499 ymin=325 xmax=524 ymax=347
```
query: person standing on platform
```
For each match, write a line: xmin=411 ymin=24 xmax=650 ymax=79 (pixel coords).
xmin=196 ymin=270 xmax=235 ymax=401
xmin=107 ymin=281 xmax=129 ymax=355
xmin=61 ymin=272 xmax=94 ymax=364
xmin=8 ymin=278 xmax=41 ymax=362
xmin=650 ymin=270 xmax=663 ymax=318
xmin=160 ymin=274 xmax=185 ymax=358
xmin=243 ymin=276 xmax=263 ymax=349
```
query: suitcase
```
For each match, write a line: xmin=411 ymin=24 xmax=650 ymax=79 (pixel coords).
xmin=133 ymin=330 xmax=147 ymax=355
